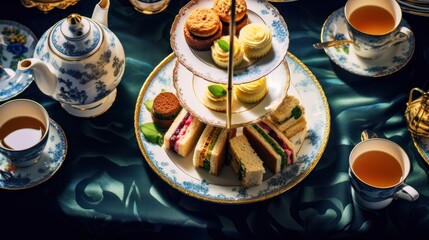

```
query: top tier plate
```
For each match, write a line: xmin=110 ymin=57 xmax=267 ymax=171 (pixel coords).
xmin=170 ymin=0 xmax=289 ymax=85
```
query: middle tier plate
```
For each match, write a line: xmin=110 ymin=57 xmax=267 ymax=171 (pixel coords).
xmin=170 ymin=0 xmax=289 ymax=85
xmin=173 ymin=59 xmax=290 ymax=128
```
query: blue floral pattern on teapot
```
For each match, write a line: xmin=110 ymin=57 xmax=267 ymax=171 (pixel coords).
xmin=17 ymin=0 xmax=125 ymax=117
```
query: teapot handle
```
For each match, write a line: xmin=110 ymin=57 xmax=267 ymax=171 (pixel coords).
xmin=408 ymin=88 xmax=427 ymax=105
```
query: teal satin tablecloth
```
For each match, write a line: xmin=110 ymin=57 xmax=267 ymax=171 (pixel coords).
xmin=1 ymin=0 xmax=429 ymax=238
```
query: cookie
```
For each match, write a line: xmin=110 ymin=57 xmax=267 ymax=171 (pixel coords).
xmin=213 ymin=0 xmax=247 ymax=23
xmin=151 ymin=92 xmax=181 ymax=130
xmin=213 ymin=0 xmax=248 ymax=35
xmin=184 ymin=8 xmax=223 ymax=51
xmin=184 ymin=24 xmax=222 ymax=51
xmin=185 ymin=8 xmax=221 ymax=37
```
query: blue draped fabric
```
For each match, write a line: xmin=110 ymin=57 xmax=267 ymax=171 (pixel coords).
xmin=1 ymin=0 xmax=429 ymax=238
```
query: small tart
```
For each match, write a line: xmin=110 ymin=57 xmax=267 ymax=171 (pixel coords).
xmin=239 ymin=23 xmax=272 ymax=59
xmin=203 ymin=84 xmax=227 ymax=112
xmin=211 ymin=35 xmax=244 ymax=69
xmin=234 ymin=76 xmax=268 ymax=103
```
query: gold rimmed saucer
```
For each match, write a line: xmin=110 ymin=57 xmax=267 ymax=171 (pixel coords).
xmin=21 ymin=0 xmax=80 ymax=12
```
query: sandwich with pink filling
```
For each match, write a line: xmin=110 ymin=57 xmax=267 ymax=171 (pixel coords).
xmin=163 ymin=109 xmax=205 ymax=157
xmin=243 ymin=119 xmax=295 ymax=174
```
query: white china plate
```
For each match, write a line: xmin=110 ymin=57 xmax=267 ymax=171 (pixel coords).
xmin=0 ymin=20 xmax=37 ymax=101
xmin=173 ymin=59 xmax=290 ymax=128
xmin=170 ymin=0 xmax=289 ymax=85
xmin=0 ymin=119 xmax=67 ymax=190
xmin=320 ymin=8 xmax=415 ymax=77
xmin=134 ymin=52 xmax=330 ymax=204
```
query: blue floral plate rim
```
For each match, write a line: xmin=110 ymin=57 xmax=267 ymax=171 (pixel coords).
xmin=320 ymin=7 xmax=415 ymax=77
xmin=134 ymin=52 xmax=330 ymax=204
xmin=0 ymin=118 xmax=68 ymax=190
xmin=0 ymin=19 xmax=37 ymax=102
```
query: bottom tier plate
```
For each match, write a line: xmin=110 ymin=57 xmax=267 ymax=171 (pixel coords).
xmin=134 ymin=52 xmax=330 ymax=204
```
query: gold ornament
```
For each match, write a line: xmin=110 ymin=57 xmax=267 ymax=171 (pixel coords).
xmin=405 ymin=88 xmax=429 ymax=137
xmin=21 ymin=0 xmax=80 ymax=13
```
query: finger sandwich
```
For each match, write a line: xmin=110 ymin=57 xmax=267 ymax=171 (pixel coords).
xmin=268 ymin=95 xmax=306 ymax=137
xmin=163 ymin=108 xmax=205 ymax=157
xmin=229 ymin=135 xmax=265 ymax=187
xmin=243 ymin=120 xmax=295 ymax=174
xmin=193 ymin=126 xmax=236 ymax=176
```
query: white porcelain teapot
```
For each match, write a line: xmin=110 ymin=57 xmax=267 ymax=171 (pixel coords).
xmin=18 ymin=0 xmax=125 ymax=117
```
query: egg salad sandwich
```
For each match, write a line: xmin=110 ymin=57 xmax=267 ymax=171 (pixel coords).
xmin=243 ymin=119 xmax=295 ymax=174
xmin=163 ymin=108 xmax=205 ymax=157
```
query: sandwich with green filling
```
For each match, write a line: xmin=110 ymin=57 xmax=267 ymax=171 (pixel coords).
xmin=268 ymin=95 xmax=306 ymax=138
xmin=229 ymin=135 xmax=265 ymax=187
xmin=243 ymin=119 xmax=295 ymax=174
xmin=193 ymin=125 xmax=236 ymax=176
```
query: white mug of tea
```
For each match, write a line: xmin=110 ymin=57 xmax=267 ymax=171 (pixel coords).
xmin=344 ymin=0 xmax=413 ymax=59
xmin=349 ymin=130 xmax=419 ymax=210
xmin=0 ymin=99 xmax=50 ymax=167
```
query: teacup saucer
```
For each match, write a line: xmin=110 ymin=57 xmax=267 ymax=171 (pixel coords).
xmin=0 ymin=119 xmax=67 ymax=190
xmin=320 ymin=8 xmax=415 ymax=77
xmin=0 ymin=20 xmax=37 ymax=101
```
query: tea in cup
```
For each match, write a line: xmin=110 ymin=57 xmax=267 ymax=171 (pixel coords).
xmin=129 ymin=0 xmax=170 ymax=15
xmin=344 ymin=0 xmax=413 ymax=59
xmin=0 ymin=99 xmax=50 ymax=167
xmin=349 ymin=136 xmax=419 ymax=210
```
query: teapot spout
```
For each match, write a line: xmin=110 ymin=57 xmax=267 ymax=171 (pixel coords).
xmin=18 ymin=58 xmax=57 ymax=97
xmin=92 ymin=0 xmax=110 ymax=27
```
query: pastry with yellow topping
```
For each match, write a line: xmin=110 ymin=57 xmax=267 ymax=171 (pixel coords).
xmin=211 ymin=35 xmax=244 ymax=69
xmin=234 ymin=76 xmax=268 ymax=103
xmin=203 ymin=84 xmax=228 ymax=112
xmin=239 ymin=23 xmax=272 ymax=59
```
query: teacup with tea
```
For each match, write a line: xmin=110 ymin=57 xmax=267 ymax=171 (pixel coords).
xmin=344 ymin=0 xmax=413 ymax=59
xmin=349 ymin=132 xmax=419 ymax=210
xmin=0 ymin=99 xmax=50 ymax=167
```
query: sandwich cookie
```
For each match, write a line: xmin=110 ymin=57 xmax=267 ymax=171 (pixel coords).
xmin=163 ymin=108 xmax=205 ymax=157
xmin=213 ymin=0 xmax=248 ymax=35
xmin=243 ymin=120 xmax=295 ymax=174
xmin=151 ymin=92 xmax=181 ymax=131
xmin=184 ymin=8 xmax=223 ymax=51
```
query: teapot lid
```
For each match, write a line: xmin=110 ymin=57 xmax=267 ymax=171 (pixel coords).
xmin=49 ymin=13 xmax=103 ymax=60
